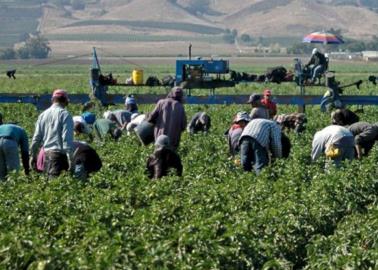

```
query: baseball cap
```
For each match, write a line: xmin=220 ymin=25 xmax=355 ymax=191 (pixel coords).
xmin=247 ymin=93 xmax=261 ymax=104
xmin=52 ymin=89 xmax=69 ymax=100
xmin=125 ymin=95 xmax=136 ymax=105
xmin=263 ymin=89 xmax=272 ymax=96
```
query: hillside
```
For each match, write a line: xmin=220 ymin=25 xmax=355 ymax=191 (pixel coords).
xmin=1 ymin=0 xmax=377 ymax=56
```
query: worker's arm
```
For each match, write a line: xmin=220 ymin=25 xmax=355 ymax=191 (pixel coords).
xmin=20 ymin=129 xmax=30 ymax=175
xmin=311 ymin=133 xmax=324 ymax=161
xmin=30 ymin=116 xmax=43 ymax=160
xmin=270 ymin=126 xmax=282 ymax=159
xmin=146 ymin=101 xmax=162 ymax=124
xmin=355 ymin=144 xmax=363 ymax=159
xmin=61 ymin=112 xmax=74 ymax=170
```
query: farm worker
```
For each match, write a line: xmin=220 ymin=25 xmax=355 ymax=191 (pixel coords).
xmin=125 ymin=94 xmax=139 ymax=114
xmin=261 ymin=89 xmax=277 ymax=118
xmin=146 ymin=135 xmax=183 ymax=179
xmin=104 ymin=109 xmax=132 ymax=130
xmin=311 ymin=125 xmax=355 ymax=167
xmin=72 ymin=141 xmax=102 ymax=180
xmin=239 ymin=118 xmax=282 ymax=174
xmin=226 ymin=111 xmax=251 ymax=157
xmin=147 ymin=87 xmax=187 ymax=150
xmin=0 ymin=124 xmax=30 ymax=179
xmin=35 ymin=141 xmax=102 ymax=180
xmin=30 ymin=89 xmax=74 ymax=178
xmin=73 ymin=115 xmax=93 ymax=141
xmin=247 ymin=93 xmax=270 ymax=120
xmin=187 ymin=112 xmax=211 ymax=134
xmin=126 ymin=113 xmax=146 ymax=136
xmin=274 ymin=113 xmax=307 ymax=133
xmin=331 ymin=108 xmax=359 ymax=126
xmin=348 ymin=122 xmax=378 ymax=159
xmin=93 ymin=118 xmax=122 ymax=141
xmin=306 ymin=48 xmax=327 ymax=84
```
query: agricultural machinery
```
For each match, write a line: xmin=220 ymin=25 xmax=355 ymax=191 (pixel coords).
xmin=1 ymin=46 xmax=378 ymax=111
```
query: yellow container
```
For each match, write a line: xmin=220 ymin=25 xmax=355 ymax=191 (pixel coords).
xmin=132 ymin=69 xmax=144 ymax=85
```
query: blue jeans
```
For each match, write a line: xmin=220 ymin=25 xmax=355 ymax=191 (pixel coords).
xmin=240 ymin=137 xmax=269 ymax=175
xmin=0 ymin=138 xmax=20 ymax=179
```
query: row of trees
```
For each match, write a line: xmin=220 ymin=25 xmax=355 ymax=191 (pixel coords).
xmin=0 ymin=35 xmax=51 ymax=60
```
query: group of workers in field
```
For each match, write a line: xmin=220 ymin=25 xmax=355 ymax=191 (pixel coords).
xmin=1 ymin=82 xmax=377 ymax=180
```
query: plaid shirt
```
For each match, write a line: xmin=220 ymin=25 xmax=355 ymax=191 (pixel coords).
xmin=240 ymin=119 xmax=282 ymax=158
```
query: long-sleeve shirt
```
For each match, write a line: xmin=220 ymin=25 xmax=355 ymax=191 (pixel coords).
xmin=112 ymin=110 xmax=132 ymax=126
xmin=239 ymin=119 xmax=282 ymax=158
xmin=250 ymin=107 xmax=270 ymax=120
xmin=311 ymin=125 xmax=354 ymax=161
xmin=93 ymin=119 xmax=116 ymax=139
xmin=126 ymin=114 xmax=146 ymax=135
xmin=187 ymin=112 xmax=211 ymax=133
xmin=348 ymin=122 xmax=378 ymax=145
xmin=0 ymin=124 xmax=29 ymax=171
xmin=147 ymin=97 xmax=187 ymax=149
xmin=261 ymin=99 xmax=277 ymax=118
xmin=30 ymin=103 xmax=74 ymax=158
xmin=146 ymin=147 xmax=183 ymax=179
xmin=227 ymin=124 xmax=244 ymax=156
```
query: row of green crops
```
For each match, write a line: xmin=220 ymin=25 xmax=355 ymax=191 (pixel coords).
xmin=0 ymin=101 xmax=378 ymax=269
xmin=0 ymin=62 xmax=378 ymax=269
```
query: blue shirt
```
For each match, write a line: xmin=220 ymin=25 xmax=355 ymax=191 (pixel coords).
xmin=0 ymin=124 xmax=29 ymax=154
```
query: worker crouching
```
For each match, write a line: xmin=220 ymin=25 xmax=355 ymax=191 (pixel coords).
xmin=146 ymin=135 xmax=183 ymax=179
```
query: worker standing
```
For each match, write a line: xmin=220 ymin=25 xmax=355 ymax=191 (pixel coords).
xmin=247 ymin=93 xmax=270 ymax=120
xmin=261 ymin=89 xmax=277 ymax=118
xmin=30 ymin=89 xmax=74 ymax=178
xmin=147 ymin=87 xmax=187 ymax=150
xmin=0 ymin=123 xmax=30 ymax=179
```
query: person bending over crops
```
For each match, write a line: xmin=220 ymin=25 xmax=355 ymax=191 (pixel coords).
xmin=126 ymin=113 xmax=146 ymax=136
xmin=274 ymin=113 xmax=307 ymax=133
xmin=146 ymin=135 xmax=183 ymax=179
xmin=331 ymin=108 xmax=359 ymax=126
xmin=93 ymin=119 xmax=122 ymax=141
xmin=73 ymin=114 xmax=94 ymax=142
xmin=104 ymin=109 xmax=132 ymax=131
xmin=226 ymin=112 xmax=251 ymax=157
xmin=247 ymin=93 xmax=270 ymax=120
xmin=125 ymin=95 xmax=139 ymax=114
xmin=30 ymin=89 xmax=74 ymax=179
xmin=36 ymin=141 xmax=102 ymax=181
xmin=0 ymin=123 xmax=30 ymax=179
xmin=312 ymin=125 xmax=355 ymax=167
xmin=261 ymin=89 xmax=277 ymax=118
xmin=238 ymin=118 xmax=282 ymax=174
xmin=348 ymin=122 xmax=378 ymax=159
xmin=187 ymin=112 xmax=211 ymax=134
xmin=147 ymin=87 xmax=187 ymax=150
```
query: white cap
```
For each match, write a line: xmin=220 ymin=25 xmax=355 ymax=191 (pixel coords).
xmin=312 ymin=48 xmax=318 ymax=55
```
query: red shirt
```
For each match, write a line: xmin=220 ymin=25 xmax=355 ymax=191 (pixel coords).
xmin=261 ymin=98 xmax=277 ymax=118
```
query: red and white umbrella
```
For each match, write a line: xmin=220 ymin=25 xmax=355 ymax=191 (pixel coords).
xmin=303 ymin=31 xmax=344 ymax=44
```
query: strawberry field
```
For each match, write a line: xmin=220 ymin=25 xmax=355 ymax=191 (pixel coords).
xmin=0 ymin=60 xmax=378 ymax=269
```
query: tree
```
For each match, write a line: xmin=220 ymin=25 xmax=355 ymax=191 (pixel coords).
xmin=0 ymin=48 xmax=16 ymax=60
xmin=17 ymin=34 xmax=51 ymax=59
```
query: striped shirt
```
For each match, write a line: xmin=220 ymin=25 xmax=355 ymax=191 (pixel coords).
xmin=240 ymin=119 xmax=282 ymax=158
